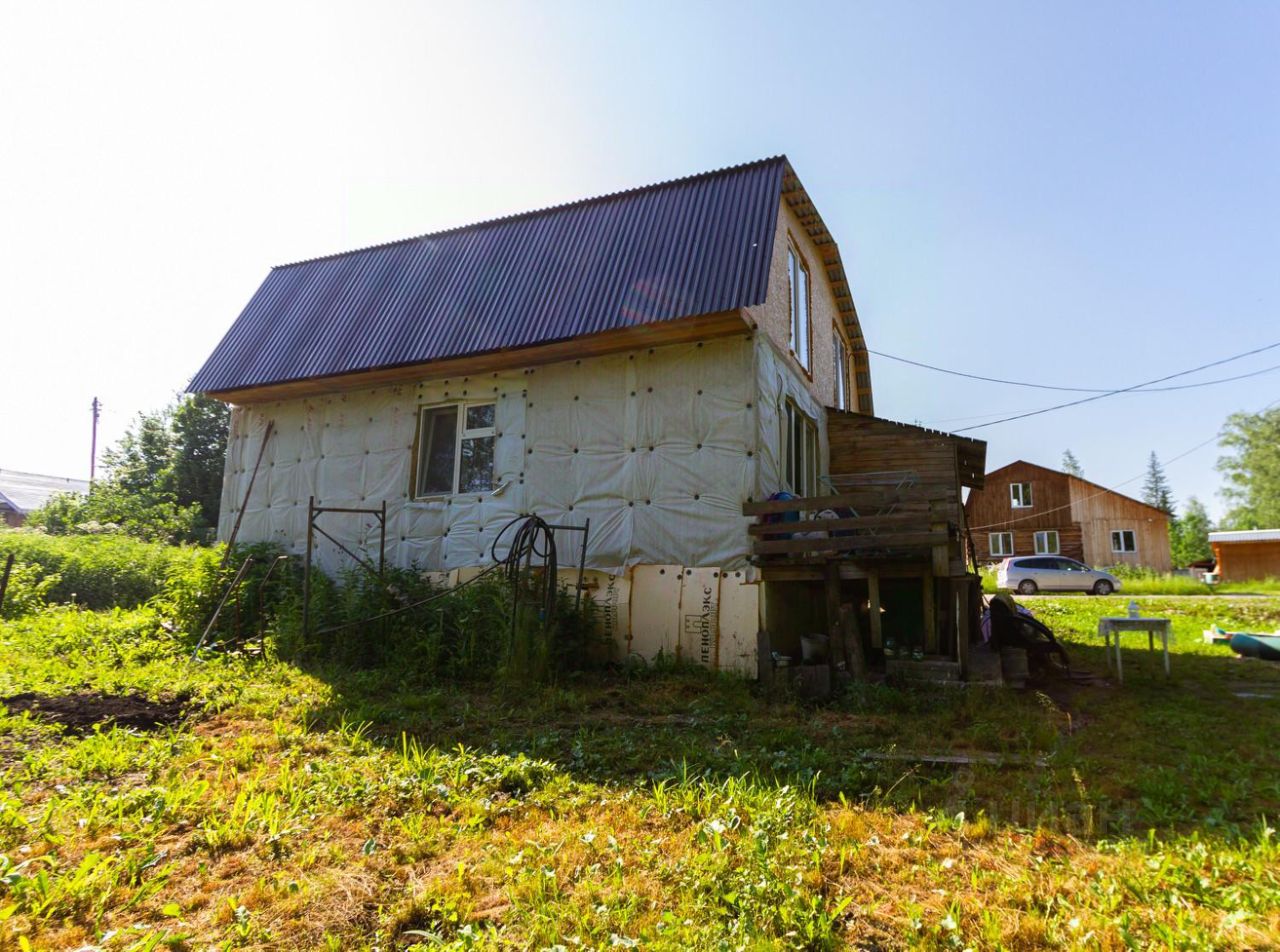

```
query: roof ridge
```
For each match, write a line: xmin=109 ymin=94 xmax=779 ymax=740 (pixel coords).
xmin=272 ymin=155 xmax=788 ymax=269
xmin=0 ymin=467 xmax=89 ymax=482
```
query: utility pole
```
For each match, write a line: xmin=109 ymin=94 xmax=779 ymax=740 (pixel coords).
xmin=89 ymin=397 xmax=101 ymax=488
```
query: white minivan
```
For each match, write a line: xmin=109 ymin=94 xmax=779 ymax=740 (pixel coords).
xmin=996 ymin=556 xmax=1121 ymax=595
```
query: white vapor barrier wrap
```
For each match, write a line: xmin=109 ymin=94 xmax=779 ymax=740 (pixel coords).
xmin=215 ymin=335 xmax=817 ymax=574
xmin=216 ymin=333 xmax=819 ymax=674
xmin=754 ymin=334 xmax=829 ymax=497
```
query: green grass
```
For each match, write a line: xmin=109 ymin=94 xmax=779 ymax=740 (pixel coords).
xmin=979 ymin=563 xmax=1280 ymax=596
xmin=2 ymin=594 xmax=1279 ymax=948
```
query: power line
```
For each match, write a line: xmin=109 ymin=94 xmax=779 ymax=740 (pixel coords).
xmin=951 ymin=340 xmax=1280 ymax=433
xmin=872 ymin=349 xmax=1280 ymax=394
xmin=926 ymin=361 xmax=1280 ymax=428
xmin=969 ymin=395 xmax=1280 ymax=531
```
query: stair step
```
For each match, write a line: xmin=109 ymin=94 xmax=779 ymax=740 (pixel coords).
xmin=886 ymin=657 xmax=961 ymax=682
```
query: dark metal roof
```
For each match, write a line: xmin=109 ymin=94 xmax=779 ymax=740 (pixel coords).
xmin=190 ymin=157 xmax=787 ymax=394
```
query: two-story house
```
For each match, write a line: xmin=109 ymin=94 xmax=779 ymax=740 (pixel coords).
xmin=965 ymin=460 xmax=1172 ymax=571
xmin=192 ymin=157 xmax=986 ymax=676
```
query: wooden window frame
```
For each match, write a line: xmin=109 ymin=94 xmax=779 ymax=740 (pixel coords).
xmin=989 ymin=531 xmax=1014 ymax=557
xmin=1033 ymin=530 xmax=1060 ymax=555
xmin=410 ymin=401 xmax=496 ymax=499
xmin=833 ymin=327 xmax=852 ymax=411
xmin=1110 ymin=528 xmax=1137 ymax=554
xmin=1009 ymin=482 xmax=1033 ymax=509
xmin=787 ymin=240 xmax=812 ymax=375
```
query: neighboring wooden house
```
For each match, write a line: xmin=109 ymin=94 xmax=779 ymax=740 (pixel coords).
xmin=965 ymin=461 xmax=1171 ymax=571
xmin=192 ymin=157 xmax=986 ymax=677
xmin=0 ymin=469 xmax=90 ymax=527
xmin=1208 ymin=529 xmax=1280 ymax=582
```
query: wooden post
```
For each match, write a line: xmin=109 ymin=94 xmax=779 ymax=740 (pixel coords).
xmin=841 ymin=603 xmax=868 ymax=682
xmin=302 ymin=496 xmax=315 ymax=643
xmin=824 ymin=562 xmax=845 ymax=682
xmin=922 ymin=572 xmax=937 ymax=655
xmin=223 ymin=419 xmax=275 ymax=566
xmin=956 ymin=580 xmax=972 ymax=679
xmin=929 ymin=500 xmax=950 ymax=579
xmin=868 ymin=572 xmax=883 ymax=649
xmin=0 ymin=552 xmax=14 ymax=614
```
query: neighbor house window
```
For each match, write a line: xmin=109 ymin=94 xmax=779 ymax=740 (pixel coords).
xmin=1010 ymin=482 xmax=1033 ymax=508
xmin=833 ymin=329 xmax=852 ymax=410
xmin=781 ymin=399 xmax=819 ymax=496
xmin=989 ymin=532 xmax=1014 ymax=557
xmin=787 ymin=243 xmax=811 ymax=372
xmin=1111 ymin=529 xmax=1137 ymax=553
xmin=1034 ymin=530 xmax=1060 ymax=555
xmin=413 ymin=403 xmax=495 ymax=498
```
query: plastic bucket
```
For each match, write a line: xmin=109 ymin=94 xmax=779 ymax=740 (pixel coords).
xmin=801 ymin=633 xmax=830 ymax=664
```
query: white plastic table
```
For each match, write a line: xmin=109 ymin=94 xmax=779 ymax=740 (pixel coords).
xmin=1099 ymin=616 xmax=1172 ymax=682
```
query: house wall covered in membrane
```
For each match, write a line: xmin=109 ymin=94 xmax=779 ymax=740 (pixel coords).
xmin=216 ymin=333 xmax=802 ymax=675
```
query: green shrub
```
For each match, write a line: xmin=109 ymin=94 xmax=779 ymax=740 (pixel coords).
xmin=25 ymin=484 xmax=203 ymax=544
xmin=0 ymin=530 xmax=201 ymax=609
xmin=0 ymin=561 xmax=60 ymax=618
xmin=1101 ymin=565 xmax=1211 ymax=595
xmin=157 ymin=541 xmax=299 ymax=648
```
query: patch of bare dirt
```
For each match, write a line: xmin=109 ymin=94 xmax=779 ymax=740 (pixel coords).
xmin=2 ymin=691 xmax=190 ymax=732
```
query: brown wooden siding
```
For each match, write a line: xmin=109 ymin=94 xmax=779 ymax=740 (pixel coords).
xmin=965 ymin=462 xmax=1171 ymax=570
xmin=964 ymin=460 xmax=1072 ymax=538
xmin=1067 ymin=477 xmax=1172 ymax=571
xmin=973 ymin=524 xmax=1084 ymax=562
xmin=827 ymin=413 xmax=966 ymax=528
xmin=1211 ymin=540 xmax=1280 ymax=582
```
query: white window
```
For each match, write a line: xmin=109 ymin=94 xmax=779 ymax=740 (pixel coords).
xmin=787 ymin=243 xmax=811 ymax=372
xmin=413 ymin=403 xmax=495 ymax=498
xmin=989 ymin=532 xmax=1014 ymax=557
xmin=1010 ymin=482 xmax=1033 ymax=508
xmin=781 ymin=399 xmax=819 ymax=496
xmin=1111 ymin=529 xmax=1137 ymax=553
xmin=1034 ymin=530 xmax=1060 ymax=555
xmin=834 ymin=329 xmax=852 ymax=410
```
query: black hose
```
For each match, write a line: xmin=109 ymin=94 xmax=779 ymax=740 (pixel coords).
xmin=490 ymin=514 xmax=559 ymax=622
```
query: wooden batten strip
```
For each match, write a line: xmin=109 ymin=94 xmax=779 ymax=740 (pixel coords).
xmin=751 ymin=531 xmax=949 ymax=555
xmin=210 ymin=310 xmax=749 ymax=404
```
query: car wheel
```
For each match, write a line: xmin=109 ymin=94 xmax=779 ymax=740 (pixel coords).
xmin=1017 ymin=579 xmax=1038 ymax=596
xmin=1093 ymin=579 xmax=1114 ymax=596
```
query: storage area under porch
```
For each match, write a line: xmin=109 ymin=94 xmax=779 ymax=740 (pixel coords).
xmin=746 ymin=411 xmax=988 ymax=685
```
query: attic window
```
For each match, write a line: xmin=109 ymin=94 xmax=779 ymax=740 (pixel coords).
xmin=1010 ymin=482 xmax=1033 ymax=508
xmin=788 ymin=243 xmax=811 ymax=372
xmin=414 ymin=403 xmax=495 ymax=498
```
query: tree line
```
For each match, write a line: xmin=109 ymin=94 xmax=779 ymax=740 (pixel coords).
xmin=27 ymin=395 xmax=229 ymax=543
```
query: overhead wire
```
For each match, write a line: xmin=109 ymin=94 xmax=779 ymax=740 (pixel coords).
xmin=949 ymin=340 xmax=1280 ymax=433
xmin=871 ymin=349 xmax=1280 ymax=394
xmin=969 ymin=396 xmax=1280 ymax=531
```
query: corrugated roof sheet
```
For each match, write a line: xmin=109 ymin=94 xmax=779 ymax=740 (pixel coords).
xmin=190 ymin=157 xmax=787 ymax=394
xmin=1209 ymin=529 xmax=1280 ymax=544
xmin=0 ymin=469 xmax=90 ymax=514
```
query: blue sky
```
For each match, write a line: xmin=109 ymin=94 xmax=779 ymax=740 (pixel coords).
xmin=1 ymin=1 xmax=1276 ymax=518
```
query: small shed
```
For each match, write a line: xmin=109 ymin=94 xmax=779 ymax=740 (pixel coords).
xmin=1208 ymin=529 xmax=1280 ymax=583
